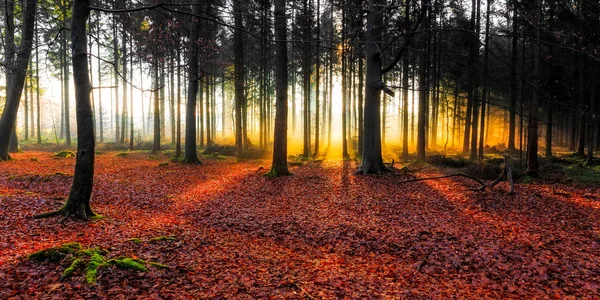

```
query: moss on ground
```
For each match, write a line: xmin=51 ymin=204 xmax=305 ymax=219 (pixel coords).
xmin=29 ymin=243 xmax=169 ymax=284
xmin=28 ymin=242 xmax=82 ymax=262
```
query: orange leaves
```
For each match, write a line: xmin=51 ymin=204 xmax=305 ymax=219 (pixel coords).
xmin=1 ymin=152 xmax=600 ymax=298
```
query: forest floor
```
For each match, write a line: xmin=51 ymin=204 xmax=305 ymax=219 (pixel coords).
xmin=1 ymin=150 xmax=600 ymax=298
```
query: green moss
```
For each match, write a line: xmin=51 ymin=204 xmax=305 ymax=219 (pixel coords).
xmin=62 ymin=258 xmax=84 ymax=278
xmin=158 ymin=162 xmax=169 ymax=167
xmin=150 ymin=236 xmax=176 ymax=242
xmin=30 ymin=243 xmax=168 ymax=284
xmin=127 ymin=238 xmax=142 ymax=243
xmin=76 ymin=247 xmax=108 ymax=257
xmin=85 ymin=253 xmax=106 ymax=284
xmin=29 ymin=242 xmax=82 ymax=262
xmin=115 ymin=152 xmax=129 ymax=157
xmin=110 ymin=257 xmax=148 ymax=272
xmin=53 ymin=150 xmax=76 ymax=158
xmin=30 ymin=157 xmax=39 ymax=162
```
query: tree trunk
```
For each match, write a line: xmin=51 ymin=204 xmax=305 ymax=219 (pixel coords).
xmin=401 ymin=0 xmax=410 ymax=160
xmin=269 ymin=0 xmax=290 ymax=176
xmin=152 ymin=59 xmax=161 ymax=154
xmin=479 ymin=0 xmax=491 ymax=159
xmin=508 ymin=1 xmax=518 ymax=151
xmin=36 ymin=0 xmax=96 ymax=220
xmin=175 ymin=46 xmax=182 ymax=158
xmin=527 ymin=0 xmax=541 ymax=173
xmin=357 ymin=0 xmax=390 ymax=174
xmin=302 ymin=0 xmax=311 ymax=158
xmin=182 ymin=2 xmax=203 ymax=163
xmin=234 ymin=0 xmax=244 ymax=159
xmin=0 ymin=0 xmax=37 ymax=160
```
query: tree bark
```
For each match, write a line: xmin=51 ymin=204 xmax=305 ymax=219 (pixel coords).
xmin=269 ymin=0 xmax=291 ymax=176
xmin=234 ymin=0 xmax=245 ymax=159
xmin=527 ymin=0 xmax=541 ymax=173
xmin=0 ymin=0 xmax=37 ymax=160
xmin=357 ymin=0 xmax=390 ymax=174
xmin=35 ymin=0 xmax=96 ymax=220
xmin=182 ymin=2 xmax=203 ymax=164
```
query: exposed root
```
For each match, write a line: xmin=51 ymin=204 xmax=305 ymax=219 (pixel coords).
xmin=33 ymin=209 xmax=65 ymax=219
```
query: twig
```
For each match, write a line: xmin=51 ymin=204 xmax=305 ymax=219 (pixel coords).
xmin=293 ymin=283 xmax=315 ymax=300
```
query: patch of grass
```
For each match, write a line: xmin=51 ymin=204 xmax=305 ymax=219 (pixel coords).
xmin=127 ymin=238 xmax=142 ymax=243
xmin=158 ymin=162 xmax=169 ymax=167
xmin=52 ymin=150 xmax=76 ymax=158
xmin=30 ymin=157 xmax=39 ymax=162
xmin=115 ymin=152 xmax=129 ymax=157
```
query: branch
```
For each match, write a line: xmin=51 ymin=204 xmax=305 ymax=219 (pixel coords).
xmin=397 ymin=173 xmax=487 ymax=191
xmin=381 ymin=2 xmax=428 ymax=74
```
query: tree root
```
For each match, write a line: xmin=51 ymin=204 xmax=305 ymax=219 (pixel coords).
xmin=33 ymin=209 xmax=65 ymax=219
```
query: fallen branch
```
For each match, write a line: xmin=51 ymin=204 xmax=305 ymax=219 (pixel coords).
xmin=397 ymin=156 xmax=515 ymax=194
xmin=397 ymin=173 xmax=487 ymax=191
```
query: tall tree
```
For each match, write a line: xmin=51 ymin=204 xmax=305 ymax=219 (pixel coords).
xmin=234 ymin=0 xmax=245 ymax=159
xmin=0 ymin=0 xmax=38 ymax=160
xmin=527 ymin=0 xmax=541 ymax=173
xmin=269 ymin=0 xmax=291 ymax=176
xmin=182 ymin=2 xmax=203 ymax=164
xmin=36 ymin=0 xmax=96 ymax=220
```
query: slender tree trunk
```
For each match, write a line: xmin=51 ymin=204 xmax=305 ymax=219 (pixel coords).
xmin=175 ymin=46 xmax=182 ymax=158
xmin=527 ymin=0 xmax=541 ymax=173
xmin=478 ymin=0 xmax=491 ymax=159
xmin=121 ymin=28 xmax=127 ymax=145
xmin=152 ymin=60 xmax=161 ymax=153
xmin=401 ymin=0 xmax=410 ymax=160
xmin=417 ymin=12 xmax=428 ymax=161
xmin=36 ymin=20 xmax=42 ymax=144
xmin=182 ymin=2 xmax=203 ymax=163
xmin=234 ymin=0 xmax=245 ymax=159
xmin=113 ymin=16 xmax=119 ymax=144
xmin=64 ymin=21 xmax=72 ymax=147
xmin=314 ymin=0 xmax=320 ymax=157
xmin=508 ymin=0 xmax=518 ymax=151
xmin=97 ymin=14 xmax=104 ymax=143
xmin=302 ymin=0 xmax=311 ymax=158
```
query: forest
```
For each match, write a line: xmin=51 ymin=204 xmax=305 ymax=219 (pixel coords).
xmin=1 ymin=0 xmax=600 ymax=298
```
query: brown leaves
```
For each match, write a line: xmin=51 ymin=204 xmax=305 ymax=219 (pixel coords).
xmin=0 ymin=152 xmax=600 ymax=298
